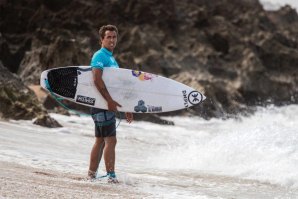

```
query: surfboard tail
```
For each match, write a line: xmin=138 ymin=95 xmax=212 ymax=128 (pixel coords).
xmin=40 ymin=71 xmax=48 ymax=91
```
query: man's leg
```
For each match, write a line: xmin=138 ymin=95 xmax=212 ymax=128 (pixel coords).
xmin=88 ymin=137 xmax=104 ymax=178
xmin=103 ymin=136 xmax=117 ymax=173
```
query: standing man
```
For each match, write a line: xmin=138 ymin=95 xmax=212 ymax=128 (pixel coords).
xmin=88 ymin=25 xmax=133 ymax=183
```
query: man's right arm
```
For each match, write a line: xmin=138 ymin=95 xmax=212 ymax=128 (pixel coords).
xmin=92 ymin=68 xmax=121 ymax=111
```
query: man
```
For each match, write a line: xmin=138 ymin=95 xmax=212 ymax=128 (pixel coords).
xmin=88 ymin=25 xmax=133 ymax=183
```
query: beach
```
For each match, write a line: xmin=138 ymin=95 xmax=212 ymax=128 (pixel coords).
xmin=0 ymin=161 xmax=146 ymax=199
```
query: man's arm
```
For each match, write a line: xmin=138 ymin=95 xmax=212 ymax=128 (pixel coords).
xmin=125 ymin=112 xmax=133 ymax=123
xmin=92 ymin=68 xmax=121 ymax=112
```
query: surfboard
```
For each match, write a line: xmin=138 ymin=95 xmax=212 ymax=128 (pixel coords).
xmin=40 ymin=66 xmax=206 ymax=113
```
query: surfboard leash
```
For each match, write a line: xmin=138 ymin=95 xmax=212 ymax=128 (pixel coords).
xmin=44 ymin=79 xmax=122 ymax=128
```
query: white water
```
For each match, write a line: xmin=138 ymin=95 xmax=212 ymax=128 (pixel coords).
xmin=260 ymin=0 xmax=298 ymax=10
xmin=0 ymin=105 xmax=298 ymax=198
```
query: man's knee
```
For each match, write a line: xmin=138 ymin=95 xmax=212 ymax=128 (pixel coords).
xmin=105 ymin=136 xmax=117 ymax=146
xmin=95 ymin=137 xmax=104 ymax=144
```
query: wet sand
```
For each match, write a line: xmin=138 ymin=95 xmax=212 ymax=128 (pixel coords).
xmin=0 ymin=161 xmax=147 ymax=199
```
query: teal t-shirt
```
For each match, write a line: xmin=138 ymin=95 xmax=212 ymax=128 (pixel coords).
xmin=90 ymin=47 xmax=119 ymax=70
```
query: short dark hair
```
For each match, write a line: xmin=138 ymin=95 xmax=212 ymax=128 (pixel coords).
xmin=98 ymin=25 xmax=118 ymax=40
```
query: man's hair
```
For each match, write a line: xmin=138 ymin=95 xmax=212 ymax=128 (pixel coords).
xmin=98 ymin=25 xmax=118 ymax=40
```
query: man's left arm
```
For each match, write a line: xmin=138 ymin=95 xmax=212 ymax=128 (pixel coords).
xmin=125 ymin=112 xmax=133 ymax=123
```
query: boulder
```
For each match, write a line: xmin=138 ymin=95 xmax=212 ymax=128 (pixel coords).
xmin=33 ymin=113 xmax=62 ymax=128
xmin=0 ymin=61 xmax=61 ymax=127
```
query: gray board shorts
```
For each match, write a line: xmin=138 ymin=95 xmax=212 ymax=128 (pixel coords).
xmin=91 ymin=108 xmax=116 ymax=137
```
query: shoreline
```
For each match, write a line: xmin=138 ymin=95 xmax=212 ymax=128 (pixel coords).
xmin=0 ymin=161 xmax=147 ymax=198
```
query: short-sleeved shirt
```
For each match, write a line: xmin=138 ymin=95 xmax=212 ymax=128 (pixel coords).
xmin=90 ymin=47 xmax=119 ymax=70
xmin=90 ymin=47 xmax=118 ymax=136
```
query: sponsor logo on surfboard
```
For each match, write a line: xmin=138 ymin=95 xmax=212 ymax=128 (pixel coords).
xmin=147 ymin=105 xmax=162 ymax=112
xmin=134 ymin=100 xmax=162 ymax=113
xmin=134 ymin=100 xmax=147 ymax=112
xmin=182 ymin=90 xmax=189 ymax=108
xmin=188 ymin=91 xmax=202 ymax=105
xmin=76 ymin=95 xmax=96 ymax=106
xmin=132 ymin=70 xmax=155 ymax=81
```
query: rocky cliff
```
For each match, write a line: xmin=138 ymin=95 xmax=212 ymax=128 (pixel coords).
xmin=0 ymin=0 xmax=297 ymax=125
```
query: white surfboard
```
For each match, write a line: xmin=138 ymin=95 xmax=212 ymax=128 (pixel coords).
xmin=40 ymin=66 xmax=206 ymax=113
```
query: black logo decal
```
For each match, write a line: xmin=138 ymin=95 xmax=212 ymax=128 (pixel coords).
xmin=147 ymin=105 xmax=162 ymax=112
xmin=134 ymin=100 xmax=148 ymax=113
xmin=188 ymin=91 xmax=202 ymax=105
xmin=182 ymin=90 xmax=189 ymax=108
xmin=76 ymin=95 xmax=95 ymax=106
xmin=134 ymin=100 xmax=162 ymax=113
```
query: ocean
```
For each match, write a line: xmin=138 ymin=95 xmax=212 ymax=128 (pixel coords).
xmin=0 ymin=105 xmax=297 ymax=198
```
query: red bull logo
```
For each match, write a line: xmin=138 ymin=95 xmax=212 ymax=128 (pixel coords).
xmin=132 ymin=70 xmax=155 ymax=81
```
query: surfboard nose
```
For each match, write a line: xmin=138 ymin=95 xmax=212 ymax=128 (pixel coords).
xmin=202 ymin=94 xmax=207 ymax=101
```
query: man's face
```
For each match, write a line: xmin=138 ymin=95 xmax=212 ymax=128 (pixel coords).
xmin=101 ymin=30 xmax=117 ymax=51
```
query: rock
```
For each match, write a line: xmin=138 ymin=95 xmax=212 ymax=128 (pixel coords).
xmin=18 ymin=29 xmax=92 ymax=85
xmin=1 ymin=0 xmax=298 ymax=122
xmin=0 ymin=33 xmax=30 ymax=73
xmin=0 ymin=61 xmax=44 ymax=120
xmin=0 ymin=61 xmax=62 ymax=127
xmin=33 ymin=113 xmax=62 ymax=128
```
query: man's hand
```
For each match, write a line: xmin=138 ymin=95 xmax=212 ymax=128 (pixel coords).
xmin=107 ymin=100 xmax=122 ymax=112
xmin=125 ymin=112 xmax=133 ymax=124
